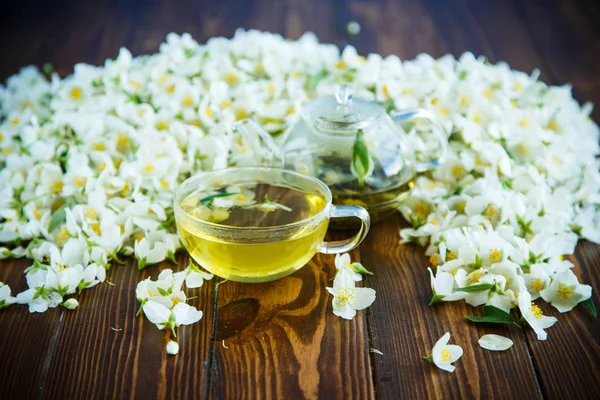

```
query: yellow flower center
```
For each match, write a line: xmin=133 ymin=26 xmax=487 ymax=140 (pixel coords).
xmin=90 ymin=223 xmax=101 ymax=235
xmin=382 ymin=85 xmax=390 ymax=98
xmin=55 ymin=227 xmax=69 ymax=245
xmin=205 ymin=107 xmax=213 ymax=117
xmin=547 ymin=120 xmax=559 ymax=131
xmin=10 ymin=117 xmax=20 ymax=125
xmin=489 ymin=248 xmax=502 ymax=263
xmin=468 ymin=271 xmax=482 ymax=285
xmin=129 ymin=80 xmax=142 ymax=89
xmin=438 ymin=106 xmax=449 ymax=116
xmin=484 ymin=204 xmax=498 ymax=222
xmin=70 ymin=87 xmax=83 ymax=100
xmin=172 ymin=297 xmax=182 ymax=306
xmin=224 ymin=72 xmax=238 ymax=85
xmin=160 ymin=180 xmax=169 ymax=188
xmin=414 ymin=202 xmax=429 ymax=218
xmin=513 ymin=82 xmax=523 ymax=91
xmin=51 ymin=181 xmax=64 ymax=193
xmin=267 ymin=84 xmax=275 ymax=94
xmin=430 ymin=219 xmax=439 ymax=225
xmin=336 ymin=60 xmax=346 ymax=69
xmin=97 ymin=162 xmax=106 ymax=172
xmin=473 ymin=112 xmax=481 ymax=123
xmin=519 ymin=119 xmax=529 ymax=128
xmin=456 ymin=201 xmax=466 ymax=214
xmin=446 ymin=252 xmax=457 ymax=261
xmin=86 ymin=207 xmax=97 ymax=220
xmin=441 ymin=348 xmax=452 ymax=362
xmin=483 ymin=89 xmax=492 ymax=98
xmin=120 ymin=181 xmax=131 ymax=196
xmin=182 ymin=96 xmax=193 ymax=107
xmin=143 ymin=164 xmax=155 ymax=173
xmin=165 ymin=85 xmax=175 ymax=93
xmin=451 ymin=165 xmax=464 ymax=178
xmin=235 ymin=108 xmax=249 ymax=121
xmin=335 ymin=287 xmax=355 ymax=307
xmin=156 ymin=121 xmax=169 ymax=130
xmin=516 ymin=143 xmax=529 ymax=156
xmin=429 ymin=254 xmax=441 ymax=267
xmin=511 ymin=100 xmax=518 ymax=108
xmin=530 ymin=303 xmax=543 ymax=319
xmin=221 ymin=100 xmax=232 ymax=108
xmin=556 ymin=284 xmax=575 ymax=300
xmin=92 ymin=143 xmax=106 ymax=151
xmin=134 ymin=233 xmax=144 ymax=243
xmin=72 ymin=176 xmax=87 ymax=187
xmin=116 ymin=134 xmax=130 ymax=152
xmin=531 ymin=278 xmax=545 ymax=292
xmin=431 ymin=97 xmax=438 ymax=105
xmin=287 ymin=106 xmax=295 ymax=115
xmin=33 ymin=206 xmax=42 ymax=220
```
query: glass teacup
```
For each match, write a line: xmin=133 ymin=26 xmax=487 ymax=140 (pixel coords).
xmin=174 ymin=167 xmax=370 ymax=283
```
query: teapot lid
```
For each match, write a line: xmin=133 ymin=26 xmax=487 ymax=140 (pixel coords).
xmin=304 ymin=84 xmax=384 ymax=131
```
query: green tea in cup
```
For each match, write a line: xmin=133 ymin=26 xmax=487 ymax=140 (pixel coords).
xmin=174 ymin=167 xmax=370 ymax=282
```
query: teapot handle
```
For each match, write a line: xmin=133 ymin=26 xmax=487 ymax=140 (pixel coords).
xmin=391 ymin=109 xmax=448 ymax=172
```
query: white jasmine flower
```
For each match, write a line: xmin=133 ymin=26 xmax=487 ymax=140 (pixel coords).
xmin=166 ymin=340 xmax=179 ymax=355
xmin=427 ymin=267 xmax=465 ymax=303
xmin=427 ymin=332 xmax=463 ymax=373
xmin=326 ymin=268 xmax=376 ymax=320
xmin=540 ymin=270 xmax=592 ymax=313
xmin=518 ymin=289 xmax=557 ymax=340
xmin=478 ymin=334 xmax=513 ymax=351
xmin=0 ymin=282 xmax=17 ymax=309
xmin=183 ymin=263 xmax=213 ymax=288
xmin=142 ymin=300 xmax=203 ymax=336
xmin=334 ymin=253 xmax=362 ymax=281
xmin=63 ymin=298 xmax=79 ymax=310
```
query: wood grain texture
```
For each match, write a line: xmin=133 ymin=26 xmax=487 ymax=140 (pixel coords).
xmin=1 ymin=1 xmax=600 ymax=399
xmin=360 ymin=214 xmax=542 ymax=400
xmin=0 ymin=259 xmax=63 ymax=400
xmin=40 ymin=254 xmax=214 ymax=400
xmin=209 ymin=248 xmax=375 ymax=399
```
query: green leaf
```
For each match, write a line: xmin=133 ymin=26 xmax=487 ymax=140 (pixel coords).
xmin=157 ymin=286 xmax=170 ymax=297
xmin=167 ymin=250 xmax=177 ymax=264
xmin=582 ymin=298 xmax=597 ymax=318
xmin=42 ymin=63 xmax=54 ymax=76
xmin=48 ymin=204 xmax=70 ymax=233
xmin=199 ymin=192 xmax=236 ymax=204
xmin=351 ymin=129 xmax=372 ymax=186
xmin=465 ymin=305 xmax=520 ymax=327
xmin=137 ymin=257 xmax=147 ymax=270
xmin=351 ymin=262 xmax=374 ymax=276
xmin=429 ymin=293 xmax=445 ymax=306
xmin=306 ymin=70 xmax=328 ymax=90
xmin=453 ymin=282 xmax=494 ymax=293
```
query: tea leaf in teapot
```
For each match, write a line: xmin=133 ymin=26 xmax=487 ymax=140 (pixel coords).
xmin=351 ymin=129 xmax=373 ymax=186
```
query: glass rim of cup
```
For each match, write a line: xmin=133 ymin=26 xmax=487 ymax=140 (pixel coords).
xmin=174 ymin=166 xmax=333 ymax=233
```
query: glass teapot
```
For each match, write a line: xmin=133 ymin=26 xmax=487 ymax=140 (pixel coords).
xmin=279 ymin=84 xmax=448 ymax=221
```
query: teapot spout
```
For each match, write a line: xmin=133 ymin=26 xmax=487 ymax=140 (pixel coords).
xmin=230 ymin=119 xmax=284 ymax=167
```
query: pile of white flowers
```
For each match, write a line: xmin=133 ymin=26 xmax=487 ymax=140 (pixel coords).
xmin=0 ymin=30 xmax=597 ymax=340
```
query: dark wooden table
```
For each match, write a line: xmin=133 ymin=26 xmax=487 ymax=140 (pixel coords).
xmin=1 ymin=0 xmax=599 ymax=399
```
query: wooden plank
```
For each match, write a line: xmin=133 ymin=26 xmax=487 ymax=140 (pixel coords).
xmin=359 ymin=214 xmax=542 ymax=399
xmin=39 ymin=254 xmax=215 ymax=400
xmin=346 ymin=0 xmax=444 ymax=58
xmin=426 ymin=0 xmax=555 ymax=83
xmin=209 ymin=250 xmax=375 ymax=399
xmin=517 ymin=0 xmax=600 ymax=120
xmin=523 ymin=241 xmax=600 ymax=400
xmin=0 ymin=259 xmax=63 ymax=400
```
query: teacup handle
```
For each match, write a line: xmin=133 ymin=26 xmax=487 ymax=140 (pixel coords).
xmin=318 ymin=205 xmax=371 ymax=254
xmin=392 ymin=109 xmax=448 ymax=172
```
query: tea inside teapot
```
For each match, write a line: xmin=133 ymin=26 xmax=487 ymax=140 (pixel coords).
xmin=281 ymin=84 xmax=421 ymax=222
